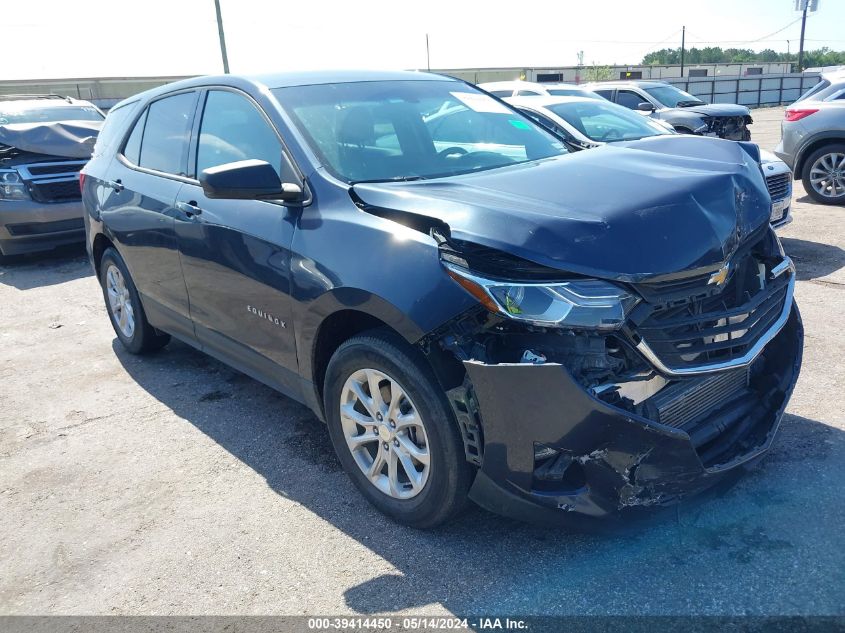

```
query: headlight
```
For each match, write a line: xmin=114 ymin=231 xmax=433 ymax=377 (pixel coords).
xmin=0 ymin=169 xmax=29 ymax=201
xmin=444 ymin=263 xmax=639 ymax=330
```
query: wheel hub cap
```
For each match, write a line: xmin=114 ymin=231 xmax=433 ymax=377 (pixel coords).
xmin=810 ymin=152 xmax=845 ymax=198
xmin=339 ymin=368 xmax=431 ymax=500
xmin=105 ymin=264 xmax=135 ymax=338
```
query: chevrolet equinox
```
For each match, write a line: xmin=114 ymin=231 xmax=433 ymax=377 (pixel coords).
xmin=82 ymin=71 xmax=803 ymax=528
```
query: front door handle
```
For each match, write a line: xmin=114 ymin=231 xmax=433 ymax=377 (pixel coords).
xmin=106 ymin=179 xmax=123 ymax=193
xmin=175 ymin=200 xmax=203 ymax=217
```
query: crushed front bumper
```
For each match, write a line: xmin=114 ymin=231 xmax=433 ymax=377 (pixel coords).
xmin=0 ymin=199 xmax=85 ymax=256
xmin=463 ymin=305 xmax=803 ymax=528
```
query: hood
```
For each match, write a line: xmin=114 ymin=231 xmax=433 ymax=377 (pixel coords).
xmin=352 ymin=135 xmax=772 ymax=282
xmin=675 ymin=103 xmax=750 ymax=117
xmin=0 ymin=120 xmax=102 ymax=159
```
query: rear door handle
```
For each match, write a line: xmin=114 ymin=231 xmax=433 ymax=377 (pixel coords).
xmin=175 ymin=200 xmax=203 ymax=217
xmin=106 ymin=179 xmax=123 ymax=192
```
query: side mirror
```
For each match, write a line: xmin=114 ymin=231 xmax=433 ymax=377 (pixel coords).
xmin=637 ymin=102 xmax=655 ymax=112
xmin=199 ymin=159 xmax=302 ymax=201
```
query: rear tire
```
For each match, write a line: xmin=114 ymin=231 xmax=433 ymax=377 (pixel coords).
xmin=99 ymin=247 xmax=169 ymax=354
xmin=323 ymin=329 xmax=473 ymax=528
xmin=802 ymin=143 xmax=845 ymax=205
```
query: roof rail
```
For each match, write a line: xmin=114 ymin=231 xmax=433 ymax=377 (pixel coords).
xmin=0 ymin=94 xmax=71 ymax=102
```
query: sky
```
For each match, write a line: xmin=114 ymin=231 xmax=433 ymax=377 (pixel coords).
xmin=6 ymin=0 xmax=845 ymax=80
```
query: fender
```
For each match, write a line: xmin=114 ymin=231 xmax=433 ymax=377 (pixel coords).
xmin=296 ymin=287 xmax=427 ymax=384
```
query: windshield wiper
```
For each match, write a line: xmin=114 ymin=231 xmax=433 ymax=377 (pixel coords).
xmin=351 ymin=175 xmax=426 ymax=184
xmin=676 ymin=100 xmax=705 ymax=107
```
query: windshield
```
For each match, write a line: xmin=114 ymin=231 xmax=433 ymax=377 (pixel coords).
xmin=0 ymin=105 xmax=103 ymax=125
xmin=272 ymin=80 xmax=567 ymax=183
xmin=643 ymin=85 xmax=704 ymax=108
xmin=546 ymin=101 xmax=672 ymax=142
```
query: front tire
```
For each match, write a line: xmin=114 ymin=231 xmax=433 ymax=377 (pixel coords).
xmin=802 ymin=143 xmax=845 ymax=205
xmin=99 ymin=247 xmax=169 ymax=354
xmin=323 ymin=330 xmax=473 ymax=528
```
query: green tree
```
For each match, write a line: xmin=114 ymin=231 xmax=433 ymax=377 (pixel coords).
xmin=641 ymin=46 xmax=845 ymax=67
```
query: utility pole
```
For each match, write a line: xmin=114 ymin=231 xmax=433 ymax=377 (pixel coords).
xmin=797 ymin=3 xmax=808 ymax=71
xmin=795 ymin=0 xmax=819 ymax=72
xmin=426 ymin=33 xmax=430 ymax=71
xmin=680 ymin=25 xmax=685 ymax=77
xmin=213 ymin=0 xmax=230 ymax=74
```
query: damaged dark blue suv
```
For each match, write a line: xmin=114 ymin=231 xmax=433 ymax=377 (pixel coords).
xmin=81 ymin=71 xmax=803 ymax=528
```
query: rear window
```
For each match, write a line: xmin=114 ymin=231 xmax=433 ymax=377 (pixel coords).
xmin=795 ymin=79 xmax=830 ymax=103
xmin=92 ymin=101 xmax=137 ymax=158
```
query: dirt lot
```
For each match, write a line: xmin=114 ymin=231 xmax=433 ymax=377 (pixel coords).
xmin=1 ymin=107 xmax=843 ymax=616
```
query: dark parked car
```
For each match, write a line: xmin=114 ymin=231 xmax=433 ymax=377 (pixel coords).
xmin=585 ymin=80 xmax=753 ymax=140
xmin=0 ymin=94 xmax=103 ymax=258
xmin=82 ymin=71 xmax=802 ymax=528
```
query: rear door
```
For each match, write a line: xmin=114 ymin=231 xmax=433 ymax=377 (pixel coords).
xmin=98 ymin=90 xmax=199 ymax=340
xmin=174 ymin=88 xmax=301 ymax=395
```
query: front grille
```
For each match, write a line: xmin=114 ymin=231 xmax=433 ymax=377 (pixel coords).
xmin=644 ymin=368 xmax=749 ymax=429
xmin=26 ymin=163 xmax=84 ymax=176
xmin=28 ymin=179 xmax=81 ymax=203
xmin=766 ymin=172 xmax=791 ymax=201
xmin=707 ymin=116 xmax=748 ymax=139
xmin=6 ymin=217 xmax=84 ymax=236
xmin=636 ymin=273 xmax=789 ymax=370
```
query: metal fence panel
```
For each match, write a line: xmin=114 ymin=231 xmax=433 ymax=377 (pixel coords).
xmin=666 ymin=72 xmax=821 ymax=107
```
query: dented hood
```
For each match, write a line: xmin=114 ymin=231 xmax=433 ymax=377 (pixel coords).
xmin=0 ymin=120 xmax=101 ymax=159
xmin=352 ymin=136 xmax=772 ymax=282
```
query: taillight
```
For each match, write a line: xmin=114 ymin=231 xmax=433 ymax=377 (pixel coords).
xmin=784 ymin=109 xmax=818 ymax=122
xmin=78 ymin=172 xmax=86 ymax=193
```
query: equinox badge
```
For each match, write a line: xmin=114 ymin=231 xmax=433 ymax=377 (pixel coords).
xmin=247 ymin=305 xmax=286 ymax=328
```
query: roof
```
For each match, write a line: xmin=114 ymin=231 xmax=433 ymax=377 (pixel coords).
xmin=248 ymin=69 xmax=453 ymax=89
xmin=506 ymin=95 xmax=598 ymax=107
xmin=585 ymin=80 xmax=669 ymax=88
xmin=0 ymin=96 xmax=94 ymax=110
xmin=108 ymin=70 xmax=458 ymax=112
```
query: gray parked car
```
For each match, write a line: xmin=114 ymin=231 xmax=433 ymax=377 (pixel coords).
xmin=508 ymin=95 xmax=793 ymax=227
xmin=0 ymin=94 xmax=103 ymax=258
xmin=774 ymin=75 xmax=845 ymax=205
xmin=584 ymin=80 xmax=752 ymax=141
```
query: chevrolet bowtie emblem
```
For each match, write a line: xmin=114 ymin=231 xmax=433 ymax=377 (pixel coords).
xmin=708 ymin=263 xmax=730 ymax=286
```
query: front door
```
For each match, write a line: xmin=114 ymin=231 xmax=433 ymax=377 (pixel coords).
xmin=175 ymin=89 xmax=300 ymax=396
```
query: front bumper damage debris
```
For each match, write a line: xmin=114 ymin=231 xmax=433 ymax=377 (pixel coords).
xmin=426 ymin=237 xmax=803 ymax=527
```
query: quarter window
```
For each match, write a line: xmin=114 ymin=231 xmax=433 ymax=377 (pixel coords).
xmin=122 ymin=110 xmax=146 ymax=165
xmin=196 ymin=91 xmax=284 ymax=178
xmin=137 ymin=92 xmax=197 ymax=175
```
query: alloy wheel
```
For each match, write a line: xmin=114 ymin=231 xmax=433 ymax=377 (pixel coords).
xmin=809 ymin=152 xmax=845 ymax=199
xmin=339 ymin=368 xmax=431 ymax=499
xmin=106 ymin=264 xmax=135 ymax=339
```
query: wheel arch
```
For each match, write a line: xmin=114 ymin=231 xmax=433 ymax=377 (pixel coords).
xmin=91 ymin=232 xmax=117 ymax=278
xmin=795 ymin=133 xmax=845 ymax=180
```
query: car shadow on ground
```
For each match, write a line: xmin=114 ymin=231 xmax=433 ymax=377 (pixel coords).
xmin=114 ymin=338 xmax=844 ymax=615
xmin=781 ymin=237 xmax=845 ymax=281
xmin=0 ymin=244 xmax=91 ymax=290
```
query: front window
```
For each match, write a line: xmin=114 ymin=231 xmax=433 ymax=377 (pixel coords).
xmin=545 ymin=100 xmax=672 ymax=143
xmin=643 ymin=85 xmax=704 ymax=108
xmin=0 ymin=105 xmax=103 ymax=125
xmin=272 ymin=80 xmax=566 ymax=183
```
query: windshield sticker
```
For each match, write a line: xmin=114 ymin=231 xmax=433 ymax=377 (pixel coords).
xmin=450 ymin=92 xmax=512 ymax=114
xmin=508 ymin=119 xmax=531 ymax=130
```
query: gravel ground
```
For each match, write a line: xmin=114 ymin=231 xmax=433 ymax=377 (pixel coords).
xmin=0 ymin=107 xmax=843 ymax=616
